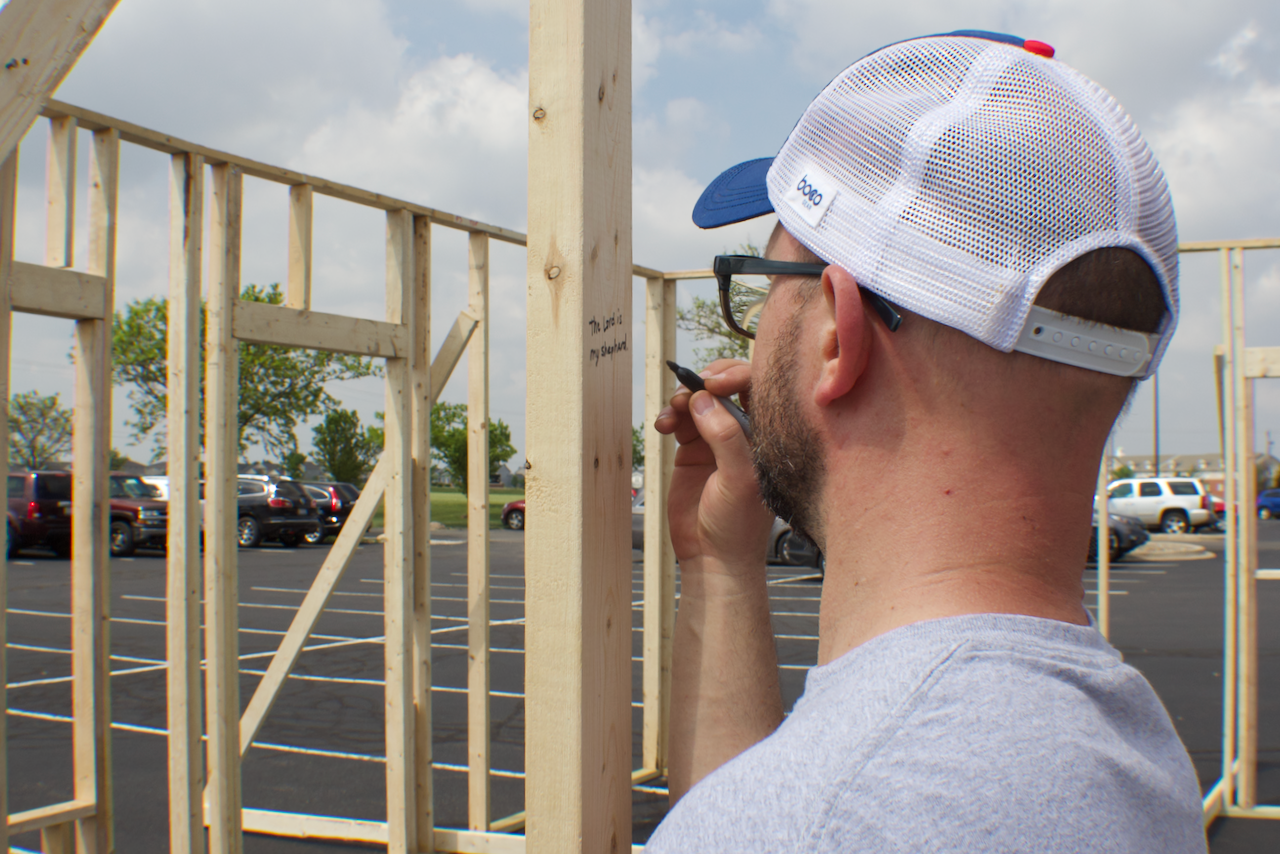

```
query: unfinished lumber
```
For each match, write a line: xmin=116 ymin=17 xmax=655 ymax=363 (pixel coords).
xmin=525 ymin=0 xmax=634 ymax=849
xmin=68 ymin=125 xmax=117 ymax=854
xmin=0 ymin=0 xmax=120 ymax=164
xmin=467 ymin=231 xmax=492 ymax=830
xmin=167 ymin=151 xmax=206 ymax=854
xmin=642 ymin=276 xmax=676 ymax=774
xmin=205 ymin=162 xmax=244 ymax=854
xmin=232 ymin=300 xmax=409 ymax=357
xmin=0 ymin=149 xmax=16 ymax=854
xmin=383 ymin=209 xmax=418 ymax=854
xmin=8 ymin=260 xmax=106 ymax=319
xmin=411 ymin=214 xmax=435 ymax=850
xmin=286 ymin=183 xmax=312 ymax=310
xmin=45 ymin=115 xmax=75 ymax=267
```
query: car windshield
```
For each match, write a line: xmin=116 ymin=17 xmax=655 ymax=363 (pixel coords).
xmin=110 ymin=476 xmax=160 ymax=498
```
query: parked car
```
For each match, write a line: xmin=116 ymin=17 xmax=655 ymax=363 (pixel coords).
xmin=1105 ymin=477 xmax=1214 ymax=534
xmin=1088 ymin=512 xmax=1149 ymax=562
xmin=7 ymin=470 xmax=73 ymax=558
xmin=235 ymin=476 xmax=320 ymax=548
xmin=297 ymin=481 xmax=360 ymax=543
xmin=768 ymin=518 xmax=824 ymax=571
xmin=1258 ymin=489 xmax=1280 ymax=520
xmin=502 ymin=499 xmax=525 ymax=530
xmin=141 ymin=475 xmax=171 ymax=500
xmin=108 ymin=472 xmax=168 ymax=556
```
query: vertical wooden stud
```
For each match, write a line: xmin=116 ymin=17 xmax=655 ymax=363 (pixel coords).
xmin=466 ymin=232 xmax=491 ymax=830
xmin=41 ymin=822 xmax=74 ymax=854
xmin=1095 ymin=459 xmax=1110 ymax=640
xmin=286 ymin=184 xmax=312 ymax=310
xmin=1231 ymin=248 xmax=1258 ymax=808
xmin=1217 ymin=248 xmax=1238 ymax=807
xmin=525 ymin=0 xmax=633 ymax=849
xmin=205 ymin=162 xmax=243 ymax=854
xmin=166 ymin=151 xmax=206 ymax=854
xmin=383 ymin=209 xmax=417 ymax=854
xmin=71 ymin=126 xmax=117 ymax=854
xmin=45 ymin=115 xmax=76 ymax=267
xmin=410 ymin=214 xmax=434 ymax=852
xmin=642 ymin=276 xmax=676 ymax=773
xmin=0 ymin=148 xmax=17 ymax=854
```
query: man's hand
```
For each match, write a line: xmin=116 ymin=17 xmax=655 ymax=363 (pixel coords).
xmin=655 ymin=358 xmax=774 ymax=573
xmin=655 ymin=358 xmax=783 ymax=802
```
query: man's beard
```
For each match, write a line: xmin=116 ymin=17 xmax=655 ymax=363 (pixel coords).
xmin=750 ymin=313 xmax=826 ymax=547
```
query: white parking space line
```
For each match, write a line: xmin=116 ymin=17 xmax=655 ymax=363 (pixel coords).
xmin=254 ymin=586 xmax=382 ymax=598
xmin=1084 ymin=590 xmax=1130 ymax=596
xmin=771 ymin=611 xmax=820 ymax=618
xmin=774 ymin=634 xmax=819 ymax=641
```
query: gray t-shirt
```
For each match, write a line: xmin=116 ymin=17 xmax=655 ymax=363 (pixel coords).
xmin=646 ymin=614 xmax=1207 ymax=853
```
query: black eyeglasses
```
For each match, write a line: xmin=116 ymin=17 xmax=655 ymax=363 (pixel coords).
xmin=712 ymin=255 xmax=903 ymax=340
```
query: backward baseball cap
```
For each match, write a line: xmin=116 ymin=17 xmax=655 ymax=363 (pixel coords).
xmin=692 ymin=30 xmax=1178 ymax=379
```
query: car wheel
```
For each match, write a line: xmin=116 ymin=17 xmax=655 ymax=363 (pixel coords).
xmin=109 ymin=519 xmax=136 ymax=557
xmin=304 ymin=529 xmax=325 ymax=545
xmin=237 ymin=516 xmax=262 ymax=548
xmin=279 ymin=532 xmax=301 ymax=548
xmin=1260 ymin=507 xmax=1273 ymax=521
xmin=1160 ymin=511 xmax=1190 ymax=535
xmin=780 ymin=531 xmax=819 ymax=567
xmin=6 ymin=524 xmax=18 ymax=559
xmin=505 ymin=509 xmax=525 ymax=530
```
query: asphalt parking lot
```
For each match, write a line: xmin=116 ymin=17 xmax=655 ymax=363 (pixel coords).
xmin=5 ymin=524 xmax=1280 ymax=851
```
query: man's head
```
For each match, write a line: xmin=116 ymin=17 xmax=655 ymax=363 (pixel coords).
xmin=692 ymin=31 xmax=1177 ymax=546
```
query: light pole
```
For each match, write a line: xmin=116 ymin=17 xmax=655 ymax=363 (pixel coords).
xmin=1152 ymin=371 xmax=1160 ymax=476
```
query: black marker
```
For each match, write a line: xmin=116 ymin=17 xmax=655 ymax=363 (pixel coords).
xmin=666 ymin=360 xmax=753 ymax=441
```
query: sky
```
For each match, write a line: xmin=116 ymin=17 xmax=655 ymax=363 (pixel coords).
xmin=8 ymin=0 xmax=1280 ymax=468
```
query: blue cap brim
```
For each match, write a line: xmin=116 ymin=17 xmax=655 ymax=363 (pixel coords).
xmin=691 ymin=157 xmax=775 ymax=229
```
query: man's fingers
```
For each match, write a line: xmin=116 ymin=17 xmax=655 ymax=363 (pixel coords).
xmin=687 ymin=391 xmax=755 ymax=488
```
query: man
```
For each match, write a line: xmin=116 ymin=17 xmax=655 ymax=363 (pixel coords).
xmin=646 ymin=31 xmax=1207 ymax=853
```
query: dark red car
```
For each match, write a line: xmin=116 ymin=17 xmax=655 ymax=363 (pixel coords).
xmin=502 ymin=499 xmax=525 ymax=530
xmin=7 ymin=471 xmax=73 ymax=558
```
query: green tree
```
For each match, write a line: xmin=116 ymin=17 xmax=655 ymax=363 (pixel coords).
xmin=112 ymin=283 xmax=381 ymax=462
xmin=676 ymin=240 xmax=762 ymax=369
xmin=632 ymin=425 xmax=645 ymax=471
xmin=282 ymin=450 xmax=307 ymax=479
xmin=9 ymin=391 xmax=72 ymax=469
xmin=430 ymin=402 xmax=518 ymax=491
xmin=1112 ymin=464 xmax=1134 ymax=480
xmin=312 ymin=409 xmax=379 ymax=484
xmin=108 ymin=448 xmax=130 ymax=470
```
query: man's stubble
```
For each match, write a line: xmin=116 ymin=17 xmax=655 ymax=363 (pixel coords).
xmin=751 ymin=306 xmax=826 ymax=548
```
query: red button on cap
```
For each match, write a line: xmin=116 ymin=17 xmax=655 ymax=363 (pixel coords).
xmin=1023 ymin=39 xmax=1055 ymax=58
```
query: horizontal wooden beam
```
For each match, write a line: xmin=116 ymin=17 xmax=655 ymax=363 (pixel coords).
xmin=238 ymin=808 xmax=531 ymax=853
xmin=42 ymin=100 xmax=528 ymax=246
xmin=659 ymin=268 xmax=713 ymax=281
xmin=8 ymin=799 xmax=96 ymax=835
xmin=233 ymin=300 xmax=408 ymax=357
xmin=1256 ymin=569 xmax=1280 ymax=581
xmin=1243 ymin=347 xmax=1280 ymax=379
xmin=1179 ymin=238 xmax=1280 ymax=253
xmin=9 ymin=259 xmax=107 ymax=319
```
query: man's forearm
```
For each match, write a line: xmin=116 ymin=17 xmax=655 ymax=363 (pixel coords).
xmin=667 ymin=557 xmax=784 ymax=802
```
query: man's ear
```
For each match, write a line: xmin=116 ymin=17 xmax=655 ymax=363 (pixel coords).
xmin=813 ymin=265 xmax=872 ymax=408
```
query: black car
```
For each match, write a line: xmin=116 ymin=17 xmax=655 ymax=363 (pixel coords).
xmin=236 ymin=476 xmax=320 ymax=548
xmin=1088 ymin=512 xmax=1149 ymax=562
xmin=298 ymin=481 xmax=360 ymax=544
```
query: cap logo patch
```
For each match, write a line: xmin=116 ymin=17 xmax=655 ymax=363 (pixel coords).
xmin=784 ymin=164 xmax=838 ymax=228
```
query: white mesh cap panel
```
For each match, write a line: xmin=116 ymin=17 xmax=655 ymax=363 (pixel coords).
xmin=766 ymin=36 xmax=1177 ymax=378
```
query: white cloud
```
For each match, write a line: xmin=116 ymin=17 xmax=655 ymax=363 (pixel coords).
xmin=1210 ymin=21 xmax=1260 ymax=78
xmin=295 ymin=54 xmax=529 ymax=228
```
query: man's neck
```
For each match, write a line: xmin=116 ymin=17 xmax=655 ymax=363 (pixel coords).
xmin=812 ymin=428 xmax=1100 ymax=666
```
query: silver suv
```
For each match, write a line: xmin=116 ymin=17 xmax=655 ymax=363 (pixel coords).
xmin=1106 ymin=477 xmax=1213 ymax=534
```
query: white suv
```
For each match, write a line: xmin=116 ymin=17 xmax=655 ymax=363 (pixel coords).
xmin=1106 ymin=477 xmax=1214 ymax=534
